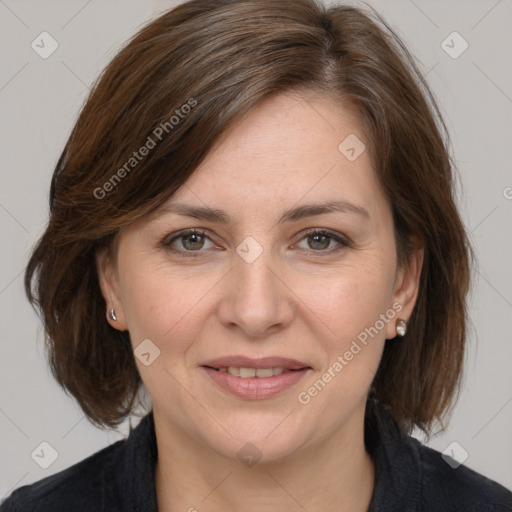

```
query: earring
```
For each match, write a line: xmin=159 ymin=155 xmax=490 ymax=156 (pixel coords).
xmin=396 ymin=318 xmax=407 ymax=337
xmin=108 ymin=308 xmax=117 ymax=322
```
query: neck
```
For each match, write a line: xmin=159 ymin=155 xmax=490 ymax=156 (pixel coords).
xmin=154 ymin=406 xmax=375 ymax=512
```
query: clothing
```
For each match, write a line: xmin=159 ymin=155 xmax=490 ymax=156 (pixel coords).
xmin=1 ymin=402 xmax=511 ymax=511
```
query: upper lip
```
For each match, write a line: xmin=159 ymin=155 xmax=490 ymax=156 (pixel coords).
xmin=200 ymin=356 xmax=311 ymax=370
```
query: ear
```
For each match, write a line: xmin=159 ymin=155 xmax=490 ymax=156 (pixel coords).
xmin=96 ymin=247 xmax=128 ymax=331
xmin=386 ymin=236 xmax=424 ymax=339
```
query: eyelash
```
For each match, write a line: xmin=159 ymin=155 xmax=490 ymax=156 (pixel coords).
xmin=162 ymin=228 xmax=350 ymax=258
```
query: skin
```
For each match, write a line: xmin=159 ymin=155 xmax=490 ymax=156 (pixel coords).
xmin=97 ymin=90 xmax=423 ymax=512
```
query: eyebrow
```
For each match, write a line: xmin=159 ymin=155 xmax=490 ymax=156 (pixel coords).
xmin=159 ymin=200 xmax=369 ymax=224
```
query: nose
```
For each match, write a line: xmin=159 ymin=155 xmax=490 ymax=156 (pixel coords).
xmin=217 ymin=244 xmax=294 ymax=339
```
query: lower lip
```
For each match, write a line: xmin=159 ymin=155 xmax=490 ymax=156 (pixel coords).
xmin=201 ymin=367 xmax=310 ymax=400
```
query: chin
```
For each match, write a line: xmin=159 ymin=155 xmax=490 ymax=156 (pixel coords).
xmin=201 ymin=414 xmax=313 ymax=466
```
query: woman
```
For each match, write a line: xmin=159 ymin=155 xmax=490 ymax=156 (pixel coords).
xmin=1 ymin=0 xmax=511 ymax=510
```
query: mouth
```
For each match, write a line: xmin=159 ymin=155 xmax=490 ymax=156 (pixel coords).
xmin=203 ymin=366 xmax=305 ymax=378
xmin=200 ymin=356 xmax=312 ymax=399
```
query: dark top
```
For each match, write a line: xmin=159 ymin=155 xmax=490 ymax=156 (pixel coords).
xmin=1 ymin=402 xmax=511 ymax=511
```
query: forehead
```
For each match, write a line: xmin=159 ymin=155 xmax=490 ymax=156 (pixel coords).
xmin=164 ymin=91 xmax=382 ymax=219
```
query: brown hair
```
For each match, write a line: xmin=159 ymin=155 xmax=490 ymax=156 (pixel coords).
xmin=25 ymin=0 xmax=472 ymax=433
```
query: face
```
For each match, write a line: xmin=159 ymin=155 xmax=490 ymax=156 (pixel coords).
xmin=98 ymin=91 xmax=423 ymax=463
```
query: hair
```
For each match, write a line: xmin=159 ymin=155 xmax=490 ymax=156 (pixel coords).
xmin=25 ymin=0 xmax=473 ymax=433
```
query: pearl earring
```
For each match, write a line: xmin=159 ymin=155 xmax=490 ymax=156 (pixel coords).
xmin=396 ymin=318 xmax=407 ymax=337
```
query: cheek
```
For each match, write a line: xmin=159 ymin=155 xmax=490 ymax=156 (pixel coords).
xmin=118 ymin=257 xmax=218 ymax=351
xmin=120 ymin=272 xmax=167 ymax=340
xmin=292 ymin=267 xmax=394 ymax=426
xmin=296 ymin=260 xmax=395 ymax=343
xmin=293 ymin=259 xmax=396 ymax=404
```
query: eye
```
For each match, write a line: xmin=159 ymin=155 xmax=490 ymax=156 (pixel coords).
xmin=162 ymin=229 xmax=216 ymax=256
xmin=295 ymin=228 xmax=349 ymax=254
xmin=162 ymin=227 xmax=350 ymax=258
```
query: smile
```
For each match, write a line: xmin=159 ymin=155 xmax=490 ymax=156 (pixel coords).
xmin=200 ymin=356 xmax=312 ymax=399
xmin=209 ymin=366 xmax=288 ymax=377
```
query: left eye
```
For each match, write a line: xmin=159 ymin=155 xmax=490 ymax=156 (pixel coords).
xmin=162 ymin=228 xmax=348 ymax=257
xmin=295 ymin=229 xmax=348 ymax=253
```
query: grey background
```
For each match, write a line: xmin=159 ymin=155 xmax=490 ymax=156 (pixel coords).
xmin=1 ymin=0 xmax=511 ymax=498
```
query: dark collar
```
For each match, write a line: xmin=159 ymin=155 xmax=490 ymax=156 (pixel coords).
xmin=120 ymin=409 xmax=159 ymax=511
xmin=365 ymin=400 xmax=422 ymax=511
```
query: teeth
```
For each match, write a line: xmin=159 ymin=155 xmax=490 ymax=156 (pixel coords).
xmin=240 ymin=367 xmax=256 ymax=378
xmin=220 ymin=367 xmax=286 ymax=378
xmin=256 ymin=368 xmax=273 ymax=378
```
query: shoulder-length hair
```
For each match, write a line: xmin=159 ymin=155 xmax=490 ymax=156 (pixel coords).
xmin=25 ymin=0 xmax=472 ymax=433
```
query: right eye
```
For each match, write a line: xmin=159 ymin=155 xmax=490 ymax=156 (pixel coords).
xmin=162 ymin=228 xmax=217 ymax=257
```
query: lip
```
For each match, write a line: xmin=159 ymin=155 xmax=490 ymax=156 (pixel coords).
xmin=200 ymin=356 xmax=310 ymax=370
xmin=200 ymin=355 xmax=311 ymax=400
